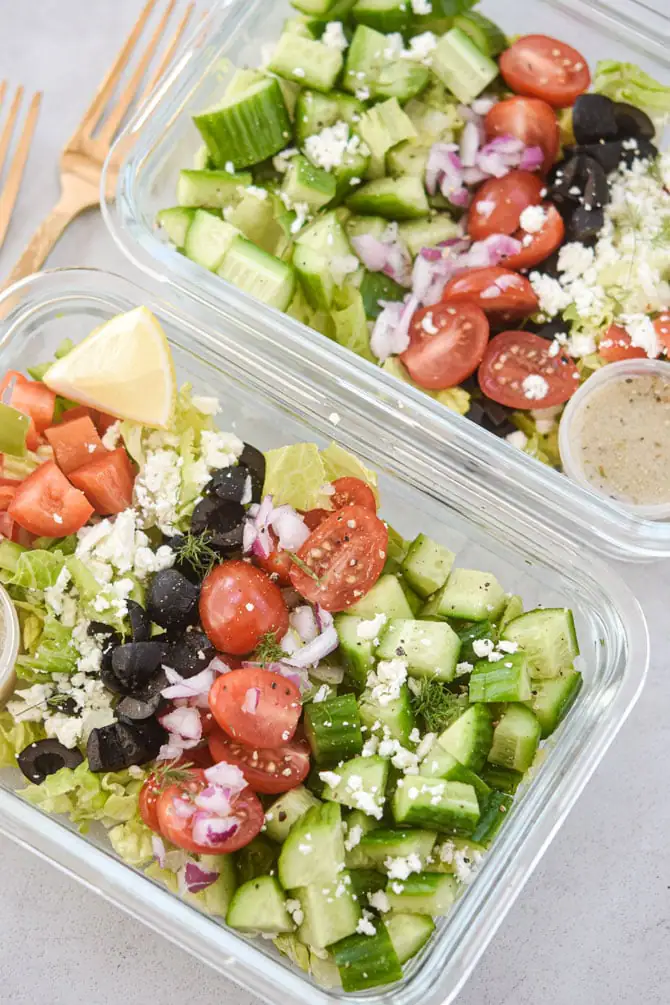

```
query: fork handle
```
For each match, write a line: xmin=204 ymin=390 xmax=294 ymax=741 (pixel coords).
xmin=4 ymin=185 xmax=93 ymax=289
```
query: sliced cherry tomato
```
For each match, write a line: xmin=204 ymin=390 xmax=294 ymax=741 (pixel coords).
xmin=331 ymin=477 xmax=377 ymax=512
xmin=442 ymin=267 xmax=539 ymax=328
xmin=139 ymin=774 xmax=163 ymax=832
xmin=654 ymin=313 xmax=670 ymax=353
xmin=479 ymin=330 xmax=580 ymax=409
xmin=255 ymin=529 xmax=293 ymax=586
xmin=58 ymin=405 xmax=100 ymax=426
xmin=200 ymin=560 xmax=289 ymax=655
xmin=157 ymin=769 xmax=264 ymax=854
xmin=468 ymin=171 xmax=545 ymax=241
xmin=500 ymin=35 xmax=591 ymax=109
xmin=68 ymin=447 xmax=135 ymax=515
xmin=485 ymin=97 xmax=560 ymax=174
xmin=0 ymin=486 xmax=17 ymax=511
xmin=8 ymin=461 xmax=94 ymax=536
xmin=209 ymin=728 xmax=310 ymax=795
xmin=289 ymin=505 xmax=388 ymax=612
xmin=95 ymin=412 xmax=118 ymax=435
xmin=401 ymin=302 xmax=490 ymax=391
xmin=209 ymin=667 xmax=302 ymax=748
xmin=10 ymin=381 xmax=56 ymax=433
xmin=598 ymin=324 xmax=649 ymax=362
xmin=45 ymin=415 xmax=106 ymax=475
xmin=0 ymin=512 xmax=33 ymax=546
xmin=502 ymin=205 xmax=565 ymax=272
xmin=0 ymin=477 xmax=21 ymax=487
xmin=301 ymin=508 xmax=330 ymax=532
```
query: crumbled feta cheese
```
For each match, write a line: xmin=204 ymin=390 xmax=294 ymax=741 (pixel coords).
xmin=191 ymin=395 xmax=221 ymax=416
xmin=355 ymin=87 xmax=370 ymax=101
xmin=319 ymin=770 xmax=342 ymax=788
xmin=356 ymin=914 xmax=377 ymax=936
xmin=344 ymin=824 xmax=363 ymax=851
xmin=312 ymin=684 xmax=330 ymax=703
xmin=7 ymin=683 xmax=54 ymax=723
xmin=455 ymin=661 xmax=474 ymax=675
xmin=472 ymin=638 xmax=494 ymax=659
xmin=421 ymin=311 xmax=439 ymax=335
xmin=385 ymin=853 xmax=422 ymax=880
xmin=383 ymin=33 xmax=405 ymax=59
xmin=506 ymin=430 xmax=528 ymax=450
xmin=133 ymin=448 xmax=182 ymax=533
xmin=368 ymin=890 xmax=390 ymax=913
xmin=356 ymin=613 xmax=387 ymax=640
xmin=521 ymin=374 xmax=549 ymax=401
xmin=415 ymin=731 xmax=436 ymax=761
xmin=557 ymin=242 xmax=594 ymax=280
xmin=272 ymin=147 xmax=299 ymax=174
xmin=351 ymin=789 xmax=384 ymax=819
xmin=361 ymin=735 xmax=379 ymax=757
xmin=622 ymin=313 xmax=660 ymax=358
xmin=290 ymin=202 xmax=310 ymax=235
xmin=402 ymin=31 xmax=437 ymax=65
xmin=529 ymin=273 xmax=571 ymax=317
xmin=101 ymin=420 xmax=122 ymax=450
xmin=366 ymin=659 xmax=407 ymax=706
xmin=531 ymin=406 xmax=561 ymax=435
xmin=285 ymin=899 xmax=304 ymax=926
xmin=453 ymin=847 xmax=484 ymax=885
xmin=497 ymin=640 xmax=519 ymax=654
xmin=331 ymin=254 xmax=360 ymax=285
xmin=439 ymin=840 xmax=455 ymax=864
xmin=568 ymin=331 xmax=597 ymax=358
xmin=411 ymin=0 xmax=432 ymax=13
xmin=519 ymin=205 xmax=547 ymax=234
xmin=44 ymin=566 xmax=72 ymax=616
xmin=200 ymin=430 xmax=244 ymax=470
xmin=322 ymin=21 xmax=348 ymax=51
xmin=409 ymin=727 xmax=421 ymax=745
xmin=224 ymin=161 xmax=235 ymax=174
xmin=304 ymin=121 xmax=367 ymax=173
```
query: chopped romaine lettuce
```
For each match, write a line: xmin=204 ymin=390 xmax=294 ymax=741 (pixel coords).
xmin=274 ymin=934 xmax=311 ymax=972
xmin=20 ymin=761 xmax=147 ymax=832
xmin=593 ymin=60 xmax=670 ymax=114
xmin=512 ymin=413 xmax=562 ymax=469
xmin=320 ymin=442 xmax=379 ymax=502
xmin=10 ymin=549 xmax=67 ymax=591
xmin=15 ymin=615 xmax=77 ymax=681
xmin=0 ymin=711 xmax=45 ymax=768
xmin=263 ymin=442 xmax=333 ymax=511
xmin=109 ymin=817 xmax=156 ymax=867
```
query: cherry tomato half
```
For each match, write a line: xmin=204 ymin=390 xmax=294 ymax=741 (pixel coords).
xmin=209 ymin=666 xmax=302 ymax=748
xmin=502 ymin=204 xmax=566 ymax=272
xmin=255 ymin=529 xmax=293 ymax=587
xmin=478 ymin=330 xmax=581 ymax=409
xmin=301 ymin=508 xmax=330 ymax=532
xmin=654 ymin=314 xmax=670 ymax=354
xmin=485 ymin=97 xmax=560 ymax=175
xmin=331 ymin=477 xmax=377 ymax=512
xmin=199 ymin=559 xmax=289 ymax=655
xmin=139 ymin=774 xmax=163 ymax=833
xmin=442 ymin=267 xmax=539 ymax=328
xmin=209 ymin=729 xmax=310 ymax=795
xmin=500 ymin=35 xmax=591 ymax=108
xmin=598 ymin=324 xmax=649 ymax=362
xmin=401 ymin=301 xmax=490 ymax=391
xmin=156 ymin=769 xmax=264 ymax=855
xmin=468 ymin=171 xmax=545 ymax=241
xmin=289 ymin=505 xmax=388 ymax=612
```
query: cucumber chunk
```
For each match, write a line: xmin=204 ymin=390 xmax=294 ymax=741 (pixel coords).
xmin=352 ymin=0 xmax=411 ymax=33
xmin=217 ymin=236 xmax=296 ymax=311
xmin=398 ymin=215 xmax=460 ymax=257
xmin=297 ymin=878 xmax=361 ymax=949
xmin=282 ymin=154 xmax=337 ymax=209
xmin=235 ymin=836 xmax=279 ymax=884
xmin=419 ymin=747 xmax=491 ymax=805
xmin=343 ymin=25 xmax=430 ymax=103
xmin=499 ymin=594 xmax=524 ymax=630
xmin=471 ymin=790 xmax=514 ymax=847
xmin=194 ymin=77 xmax=292 ymax=170
xmin=296 ymin=209 xmax=352 ymax=258
xmin=398 ymin=576 xmax=423 ymax=616
xmin=385 ymin=912 xmax=435 ymax=964
xmin=305 ymin=693 xmax=363 ymax=764
xmin=183 ymin=210 xmax=240 ymax=271
xmin=501 ymin=608 xmax=579 ymax=679
xmin=331 ymin=287 xmax=377 ymax=363
xmin=376 ymin=618 xmax=461 ymax=682
xmin=295 ymin=89 xmax=366 ymax=148
xmin=359 ymin=271 xmax=406 ymax=320
xmin=453 ymin=11 xmax=507 ymax=58
xmin=344 ymin=808 xmax=381 ymax=869
xmin=480 ymin=764 xmax=524 ymax=795
xmin=292 ymin=0 xmax=340 ymax=13
xmin=527 ymin=671 xmax=583 ymax=738
xmin=321 ymin=755 xmax=390 ymax=818
xmin=269 ymin=33 xmax=344 ymax=92
xmin=455 ymin=620 xmax=495 ymax=664
xmin=432 ymin=27 xmax=500 ymax=104
xmin=469 ymin=652 xmax=532 ymax=704
xmin=227 ymin=192 xmax=288 ymax=256
xmin=156 ymin=206 xmax=195 ymax=248
xmin=348 ymin=868 xmax=387 ymax=900
xmin=332 ymin=920 xmax=403 ymax=991
xmin=357 ymin=98 xmax=417 ymax=178
xmin=429 ymin=568 xmax=506 ymax=622
xmin=392 ymin=778 xmax=480 ymax=835
xmin=345 ymin=214 xmax=389 ymax=243
xmin=265 ymin=786 xmax=322 ymax=843
xmin=435 ymin=704 xmax=493 ymax=773
xmin=335 ymin=615 xmax=377 ymax=688
xmin=402 ymin=534 xmax=455 ymax=599
xmin=386 ymin=872 xmax=458 ymax=916
xmin=428 ymin=835 xmax=486 ymax=876
xmin=358 ymin=683 xmax=416 ymax=746
xmin=294 ymin=245 xmax=335 ymax=311
xmin=387 ymin=139 xmax=431 ymax=180
xmin=347 ymin=175 xmax=430 ymax=219
xmin=227 ymin=876 xmax=294 ymax=934
xmin=177 ymin=168 xmax=248 ymax=208
xmin=487 ymin=704 xmax=541 ymax=773
xmin=278 ymin=802 xmax=346 ymax=889
xmin=357 ymin=827 xmax=437 ymax=868
xmin=348 ymin=574 xmax=415 ymax=619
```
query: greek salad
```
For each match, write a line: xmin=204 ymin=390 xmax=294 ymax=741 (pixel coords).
xmin=156 ymin=0 xmax=670 ymax=470
xmin=0 ymin=308 xmax=583 ymax=992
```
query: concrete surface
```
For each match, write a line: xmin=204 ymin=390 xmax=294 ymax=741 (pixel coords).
xmin=1 ymin=3 xmax=669 ymax=1004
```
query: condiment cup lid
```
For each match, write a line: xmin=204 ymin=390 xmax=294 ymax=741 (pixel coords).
xmin=0 ymin=584 xmax=20 ymax=707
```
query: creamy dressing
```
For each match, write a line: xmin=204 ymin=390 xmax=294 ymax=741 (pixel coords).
xmin=573 ymin=373 xmax=670 ymax=505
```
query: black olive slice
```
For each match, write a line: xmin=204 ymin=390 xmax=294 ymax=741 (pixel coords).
xmin=582 ymin=158 xmax=610 ymax=210
xmin=190 ymin=497 xmax=245 ymax=554
xmin=146 ymin=569 xmax=200 ymax=629
xmin=111 ymin=640 xmax=168 ymax=693
xmin=127 ymin=599 xmax=151 ymax=643
xmin=572 ymin=94 xmax=618 ymax=145
xmin=567 ymin=205 xmax=605 ymax=245
xmin=572 ymin=137 xmax=658 ymax=174
xmin=206 ymin=465 xmax=249 ymax=504
xmin=163 ymin=629 xmax=216 ymax=679
xmin=18 ymin=739 xmax=84 ymax=785
xmin=87 ymin=724 xmax=127 ymax=773
xmin=238 ymin=443 xmax=265 ymax=503
xmin=613 ymin=101 xmax=655 ymax=141
xmin=116 ymin=692 xmax=165 ymax=723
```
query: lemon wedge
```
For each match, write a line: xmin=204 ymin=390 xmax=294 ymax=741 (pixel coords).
xmin=44 ymin=307 xmax=176 ymax=429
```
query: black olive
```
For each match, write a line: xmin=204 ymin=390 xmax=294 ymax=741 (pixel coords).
xmin=162 ymin=535 xmax=202 ymax=585
xmin=87 ymin=719 xmax=167 ymax=772
xmin=116 ymin=692 xmax=166 ymax=723
xmin=206 ymin=465 xmax=249 ymax=504
xmin=238 ymin=443 xmax=265 ymax=503
xmin=567 ymin=204 xmax=605 ymax=245
xmin=50 ymin=696 xmax=79 ymax=717
xmin=548 ymin=155 xmax=585 ymax=207
xmin=87 ymin=725 xmax=126 ymax=772
xmin=190 ymin=496 xmax=245 ymax=554
xmin=467 ymin=398 xmax=516 ymax=438
xmin=163 ymin=629 xmax=216 ymax=679
xmin=147 ymin=569 xmax=200 ymax=629
xmin=111 ymin=640 xmax=168 ymax=693
xmin=582 ymin=159 xmax=610 ymax=210
xmin=613 ymin=101 xmax=655 ymax=141
xmin=18 ymin=739 xmax=84 ymax=785
xmin=549 ymin=154 xmax=609 ymax=211
xmin=571 ymin=137 xmax=658 ymax=174
xmin=127 ymin=599 xmax=151 ymax=643
xmin=572 ymin=94 xmax=619 ymax=145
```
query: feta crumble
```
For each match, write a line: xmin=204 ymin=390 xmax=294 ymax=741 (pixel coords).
xmin=519 ymin=205 xmax=547 ymax=234
xmin=356 ymin=613 xmax=387 ymax=640
xmin=368 ymin=890 xmax=390 ymax=913
xmin=521 ymin=374 xmax=549 ymax=401
xmin=385 ymin=853 xmax=422 ymax=880
xmin=366 ymin=659 xmax=407 ymax=707
xmin=322 ymin=21 xmax=348 ymax=51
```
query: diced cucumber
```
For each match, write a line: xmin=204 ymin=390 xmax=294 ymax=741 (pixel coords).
xmin=265 ymin=786 xmax=322 ymax=843
xmin=352 ymin=0 xmax=411 ymax=33
xmin=347 ymin=175 xmax=430 ymax=219
xmin=392 ymin=778 xmax=480 ymax=835
xmin=332 ymin=920 xmax=403 ymax=991
xmin=344 ymin=809 xmax=380 ymax=869
xmin=295 ymin=89 xmax=366 ymax=148
xmin=527 ymin=671 xmax=583 ymax=738
xmin=224 ymin=68 xmax=265 ymax=100
xmin=386 ymin=872 xmax=458 ymax=916
xmin=227 ymin=192 xmax=287 ymax=256
xmin=156 ymin=206 xmax=195 ymax=248
xmin=419 ymin=747 xmax=491 ymax=805
xmin=499 ymin=594 xmax=524 ymax=630
xmin=455 ymin=620 xmax=494 ymax=664
xmin=282 ymin=154 xmax=337 ymax=209
xmin=357 ymin=98 xmax=417 ymax=179
xmin=322 ymin=755 xmax=389 ymax=817
xmin=385 ymin=913 xmax=435 ymax=964
xmin=348 ymin=574 xmax=415 ymax=619
xmin=435 ymin=704 xmax=493 ymax=773
xmin=294 ymin=245 xmax=335 ymax=311
xmin=176 ymin=168 xmax=247 ymax=208
xmin=226 ymin=876 xmax=294 ymax=934
xmin=297 ymin=879 xmax=361 ymax=949
xmin=282 ymin=15 xmax=317 ymax=39
xmin=269 ymin=33 xmax=344 ymax=93
xmin=292 ymin=0 xmax=341 ymax=15
xmin=184 ymin=210 xmax=240 ymax=271
xmin=432 ymin=27 xmax=499 ymax=104
xmin=333 ymin=147 xmax=371 ymax=203
xmin=453 ymin=11 xmax=507 ymax=58
xmin=305 ymin=693 xmax=363 ymax=764
xmin=235 ymin=836 xmax=279 ymax=884
xmin=348 ymin=869 xmax=387 ymax=900
xmin=375 ymin=62 xmax=431 ymax=105
xmin=480 ymin=765 xmax=524 ymax=795
xmin=402 ymin=534 xmax=455 ymax=599
xmin=376 ymin=618 xmax=461 ymax=682
xmin=331 ymin=287 xmax=377 ymax=364
xmin=194 ymin=77 xmax=292 ymax=170
xmin=501 ymin=608 xmax=580 ymax=679
xmin=404 ymin=97 xmax=463 ymax=143
xmin=387 ymin=140 xmax=431 ymax=180
xmin=398 ymin=577 xmax=423 ymax=617
xmin=296 ymin=209 xmax=352 ymax=258
xmin=357 ymin=828 xmax=437 ymax=868
xmin=397 ymin=215 xmax=460 ymax=257
xmin=343 ymin=25 xmax=429 ymax=104
xmin=335 ymin=615 xmax=377 ymax=688
xmin=487 ymin=704 xmax=541 ymax=773
xmin=345 ymin=214 xmax=388 ymax=243
xmin=278 ymin=802 xmax=345 ymax=889
xmin=430 ymin=569 xmax=506 ymax=622
xmin=469 ymin=652 xmax=532 ymax=704
xmin=217 ymin=236 xmax=296 ymax=311
xmin=359 ymin=271 xmax=406 ymax=320
xmin=359 ymin=684 xmax=416 ymax=747
xmin=471 ymin=790 xmax=514 ymax=847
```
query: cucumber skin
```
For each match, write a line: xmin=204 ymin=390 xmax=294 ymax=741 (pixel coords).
xmin=304 ymin=693 xmax=364 ymax=764
xmin=471 ymin=790 xmax=514 ymax=847
xmin=194 ymin=78 xmax=292 ymax=170
xmin=332 ymin=921 xmax=403 ymax=992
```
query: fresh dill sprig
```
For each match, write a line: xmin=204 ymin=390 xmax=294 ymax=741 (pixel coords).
xmin=174 ymin=531 xmax=220 ymax=578
xmin=288 ymin=552 xmax=321 ymax=584
xmin=153 ymin=760 xmax=196 ymax=792
xmin=254 ymin=631 xmax=286 ymax=665
xmin=409 ymin=679 xmax=469 ymax=734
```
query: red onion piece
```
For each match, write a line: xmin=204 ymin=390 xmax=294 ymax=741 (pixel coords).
xmin=270 ymin=505 xmax=310 ymax=552
xmin=182 ymin=860 xmax=220 ymax=894
xmin=283 ymin=622 xmax=340 ymax=668
xmin=162 ymin=667 xmax=216 ymax=701
xmin=160 ymin=706 xmax=203 ymax=742
xmin=207 ymin=655 xmax=234 ymax=676
xmin=152 ymin=834 xmax=167 ymax=868
xmin=172 ymin=795 xmax=197 ymax=819
xmin=290 ymin=605 xmax=319 ymax=643
xmin=460 ymin=120 xmax=481 ymax=168
xmin=241 ymin=686 xmax=261 ymax=715
xmin=519 ymin=145 xmax=544 ymax=172
xmin=370 ymin=295 xmax=419 ymax=362
xmin=351 ymin=232 xmax=412 ymax=287
xmin=351 ymin=233 xmax=389 ymax=271
xmin=204 ymin=761 xmax=247 ymax=793
xmin=195 ymin=785 xmax=233 ymax=816
xmin=420 ymin=247 xmax=442 ymax=262
xmin=191 ymin=812 xmax=240 ymax=849
xmin=471 ymin=96 xmax=498 ymax=116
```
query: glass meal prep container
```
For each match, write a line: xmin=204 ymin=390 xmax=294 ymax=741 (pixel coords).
xmin=0 ymin=267 xmax=649 ymax=1005
xmin=103 ymin=0 xmax=670 ymax=562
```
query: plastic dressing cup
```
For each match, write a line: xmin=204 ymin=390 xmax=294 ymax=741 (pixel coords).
xmin=0 ymin=583 xmax=20 ymax=707
xmin=559 ymin=358 xmax=670 ymax=521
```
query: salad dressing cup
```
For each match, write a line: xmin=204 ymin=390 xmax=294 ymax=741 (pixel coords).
xmin=0 ymin=583 xmax=20 ymax=706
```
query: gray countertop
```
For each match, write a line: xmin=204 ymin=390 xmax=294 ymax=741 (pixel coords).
xmin=1 ymin=3 xmax=669 ymax=1003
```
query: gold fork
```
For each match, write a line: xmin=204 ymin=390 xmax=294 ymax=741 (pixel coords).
xmin=5 ymin=0 xmax=196 ymax=288
xmin=0 ymin=83 xmax=42 ymax=250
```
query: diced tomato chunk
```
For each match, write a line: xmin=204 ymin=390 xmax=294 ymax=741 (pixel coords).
xmin=59 ymin=405 xmax=99 ymax=426
xmin=95 ymin=412 xmax=118 ymax=435
xmin=10 ymin=381 xmax=56 ymax=433
xmin=8 ymin=461 xmax=94 ymax=536
xmin=45 ymin=416 xmax=106 ymax=475
xmin=0 ymin=486 xmax=17 ymax=511
xmin=68 ymin=447 xmax=136 ymax=515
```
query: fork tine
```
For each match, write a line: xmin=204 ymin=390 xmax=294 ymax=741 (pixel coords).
xmin=77 ymin=0 xmax=160 ymax=139
xmin=0 ymin=90 xmax=41 ymax=248
xmin=98 ymin=0 xmax=183 ymax=144
xmin=0 ymin=86 xmax=24 ymax=179
xmin=138 ymin=1 xmax=196 ymax=107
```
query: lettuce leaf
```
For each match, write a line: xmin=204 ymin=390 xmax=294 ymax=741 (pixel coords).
xmin=263 ymin=443 xmax=333 ymax=510
xmin=512 ymin=414 xmax=562 ymax=469
xmin=109 ymin=817 xmax=156 ymax=867
xmin=321 ymin=442 xmax=379 ymax=503
xmin=183 ymin=854 xmax=237 ymax=917
xmin=0 ymin=711 xmax=45 ymax=768
xmin=19 ymin=761 xmax=146 ymax=832
xmin=15 ymin=615 xmax=77 ymax=681
xmin=10 ymin=549 xmax=66 ymax=591
xmin=274 ymin=934 xmax=311 ymax=972
xmin=593 ymin=60 xmax=670 ymax=114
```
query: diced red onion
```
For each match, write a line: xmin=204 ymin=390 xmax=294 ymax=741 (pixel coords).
xmin=478 ymin=234 xmax=524 ymax=262
xmin=370 ymin=295 xmax=419 ymax=362
xmin=283 ymin=622 xmax=339 ymax=668
xmin=420 ymin=247 xmax=442 ymax=262
xmin=157 ymin=741 xmax=189 ymax=762
xmin=152 ymin=834 xmax=167 ymax=868
xmin=242 ymin=686 xmax=261 ymax=715
xmin=270 ymin=505 xmax=310 ymax=552
xmin=182 ymin=860 xmax=220 ymax=894
xmin=204 ymin=761 xmax=247 ymax=793
xmin=172 ymin=796 xmax=197 ymax=819
xmin=315 ymin=605 xmax=333 ymax=633
xmin=162 ymin=666 xmax=216 ymax=702
xmin=191 ymin=812 xmax=240 ymax=848
xmin=351 ymin=233 xmax=389 ymax=271
xmin=241 ymin=658 xmax=311 ymax=693
xmin=519 ymin=145 xmax=544 ymax=172
xmin=160 ymin=706 xmax=202 ymax=742
xmin=471 ymin=96 xmax=498 ymax=116
xmin=242 ymin=521 xmax=257 ymax=555
xmin=208 ymin=655 xmax=234 ymax=676
xmin=351 ymin=233 xmax=412 ymax=287
xmin=462 ymin=165 xmax=490 ymax=186
xmin=195 ymin=785 xmax=233 ymax=816
xmin=290 ymin=605 xmax=319 ymax=643
xmin=412 ymin=254 xmax=456 ymax=306
xmin=460 ymin=121 xmax=481 ymax=168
